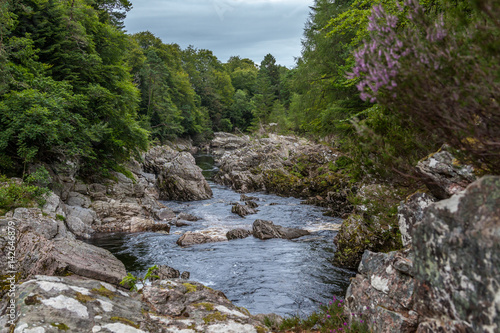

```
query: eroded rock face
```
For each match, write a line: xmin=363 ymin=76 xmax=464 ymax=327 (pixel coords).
xmin=345 ymin=250 xmax=418 ymax=333
xmin=144 ymin=145 xmax=212 ymax=201
xmin=210 ymin=133 xmax=352 ymax=217
xmin=252 ymin=220 xmax=310 ymax=240
xmin=413 ymin=176 xmax=500 ymax=332
xmin=416 ymin=147 xmax=476 ymax=200
xmin=1 ymin=208 xmax=126 ymax=286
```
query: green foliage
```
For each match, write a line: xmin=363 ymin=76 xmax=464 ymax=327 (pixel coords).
xmin=276 ymin=298 xmax=372 ymax=332
xmin=120 ymin=265 xmax=159 ymax=292
xmin=0 ymin=174 xmax=49 ymax=215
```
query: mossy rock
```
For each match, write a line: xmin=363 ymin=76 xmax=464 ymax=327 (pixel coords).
xmin=203 ymin=311 xmax=227 ymax=324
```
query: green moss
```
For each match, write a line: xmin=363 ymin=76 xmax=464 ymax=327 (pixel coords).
xmin=236 ymin=306 xmax=251 ymax=316
xmin=51 ymin=323 xmax=70 ymax=331
xmin=110 ymin=317 xmax=140 ymax=329
xmin=203 ymin=311 xmax=227 ymax=324
xmin=24 ymin=295 xmax=41 ymax=306
xmin=256 ymin=326 xmax=267 ymax=333
xmin=56 ymin=214 xmax=66 ymax=221
xmin=194 ymin=302 xmax=214 ymax=311
xmin=75 ymin=292 xmax=95 ymax=304
xmin=182 ymin=283 xmax=197 ymax=293
xmin=91 ymin=286 xmax=115 ymax=299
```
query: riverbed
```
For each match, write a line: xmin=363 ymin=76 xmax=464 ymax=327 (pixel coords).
xmin=89 ymin=155 xmax=355 ymax=317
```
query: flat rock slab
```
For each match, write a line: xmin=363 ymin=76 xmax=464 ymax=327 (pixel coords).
xmin=11 ymin=275 xmax=144 ymax=333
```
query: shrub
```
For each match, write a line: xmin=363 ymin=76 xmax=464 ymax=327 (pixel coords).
xmin=351 ymin=0 xmax=500 ymax=174
xmin=0 ymin=174 xmax=49 ymax=215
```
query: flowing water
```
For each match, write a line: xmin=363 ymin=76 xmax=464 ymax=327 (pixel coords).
xmin=89 ymin=154 xmax=355 ymax=317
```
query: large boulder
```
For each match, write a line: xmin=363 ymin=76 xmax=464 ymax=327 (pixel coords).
xmin=2 ymin=208 xmax=126 ymax=286
xmin=252 ymin=220 xmax=310 ymax=240
xmin=144 ymin=145 xmax=212 ymax=201
xmin=397 ymin=192 xmax=436 ymax=247
xmin=413 ymin=176 xmax=500 ymax=332
xmin=416 ymin=147 xmax=476 ymax=199
xmin=344 ymin=250 xmax=418 ymax=333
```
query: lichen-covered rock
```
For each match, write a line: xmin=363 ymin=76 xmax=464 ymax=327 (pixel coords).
xmin=177 ymin=232 xmax=226 ymax=247
xmin=144 ymin=145 xmax=212 ymax=201
xmin=413 ymin=176 xmax=500 ymax=332
xmin=8 ymin=275 xmax=145 ymax=333
xmin=226 ymin=229 xmax=252 ymax=240
xmin=344 ymin=250 xmax=418 ymax=333
xmin=252 ymin=220 xmax=310 ymax=240
xmin=142 ymin=279 xmax=268 ymax=332
xmin=416 ymin=147 xmax=476 ymax=200
xmin=398 ymin=192 xmax=436 ymax=247
xmin=7 ymin=275 xmax=269 ymax=333
xmin=231 ymin=203 xmax=257 ymax=217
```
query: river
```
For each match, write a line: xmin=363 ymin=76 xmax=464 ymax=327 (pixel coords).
xmin=89 ymin=154 xmax=355 ymax=317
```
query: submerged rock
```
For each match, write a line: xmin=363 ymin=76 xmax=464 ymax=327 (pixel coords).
xmin=231 ymin=203 xmax=257 ymax=217
xmin=226 ymin=229 xmax=252 ymax=240
xmin=252 ymin=220 xmax=310 ymax=240
xmin=144 ymin=145 xmax=212 ymax=201
xmin=176 ymin=231 xmax=225 ymax=247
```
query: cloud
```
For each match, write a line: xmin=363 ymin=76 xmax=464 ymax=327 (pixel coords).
xmin=124 ymin=0 xmax=313 ymax=67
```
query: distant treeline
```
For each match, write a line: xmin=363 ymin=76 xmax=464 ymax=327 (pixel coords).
xmin=0 ymin=0 xmax=498 ymax=179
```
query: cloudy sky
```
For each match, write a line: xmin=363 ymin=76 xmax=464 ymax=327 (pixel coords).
xmin=124 ymin=0 xmax=314 ymax=67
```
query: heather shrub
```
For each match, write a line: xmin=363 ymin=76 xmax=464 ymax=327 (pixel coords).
xmin=352 ymin=0 xmax=500 ymax=173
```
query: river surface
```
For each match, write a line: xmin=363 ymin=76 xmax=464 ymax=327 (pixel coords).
xmin=89 ymin=155 xmax=355 ymax=317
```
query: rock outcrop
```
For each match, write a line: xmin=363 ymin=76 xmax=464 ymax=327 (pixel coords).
xmin=0 ymin=208 xmax=126 ymax=286
xmin=210 ymin=132 xmax=353 ymax=217
xmin=344 ymin=176 xmax=500 ymax=333
xmin=144 ymin=145 xmax=212 ymax=201
xmin=416 ymin=147 xmax=476 ymax=199
xmin=252 ymin=220 xmax=310 ymax=240
xmin=413 ymin=175 xmax=500 ymax=332
xmin=6 ymin=275 xmax=270 ymax=333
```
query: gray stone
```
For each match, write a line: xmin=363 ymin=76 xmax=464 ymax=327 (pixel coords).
xmin=398 ymin=192 xmax=436 ymax=247
xmin=66 ymin=191 xmax=91 ymax=208
xmin=231 ymin=203 xmax=257 ymax=217
xmin=252 ymin=220 xmax=310 ymax=240
xmin=178 ymin=213 xmax=201 ymax=221
xmin=413 ymin=176 xmax=500 ymax=332
xmin=345 ymin=250 xmax=418 ymax=333
xmin=416 ymin=147 xmax=476 ymax=199
xmin=150 ymin=265 xmax=180 ymax=280
xmin=177 ymin=232 xmax=225 ymax=247
xmin=66 ymin=206 xmax=96 ymax=226
xmin=226 ymin=229 xmax=252 ymax=240
xmin=66 ymin=215 xmax=93 ymax=239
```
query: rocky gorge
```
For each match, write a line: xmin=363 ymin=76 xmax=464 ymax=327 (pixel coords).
xmin=1 ymin=132 xmax=499 ymax=332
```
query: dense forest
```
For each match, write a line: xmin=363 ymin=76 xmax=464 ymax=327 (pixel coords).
xmin=0 ymin=0 xmax=498 ymax=181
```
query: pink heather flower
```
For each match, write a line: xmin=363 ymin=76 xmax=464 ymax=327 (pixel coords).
xmin=327 ymin=315 xmax=331 ymax=318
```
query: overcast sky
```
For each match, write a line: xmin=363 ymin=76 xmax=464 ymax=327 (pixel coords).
xmin=124 ymin=0 xmax=314 ymax=67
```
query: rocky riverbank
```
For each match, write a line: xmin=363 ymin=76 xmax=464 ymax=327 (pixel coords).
xmin=0 ymin=139 xmax=274 ymax=332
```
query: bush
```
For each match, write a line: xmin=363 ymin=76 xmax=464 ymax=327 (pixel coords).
xmin=0 ymin=174 xmax=49 ymax=215
xmin=351 ymin=0 xmax=500 ymax=174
